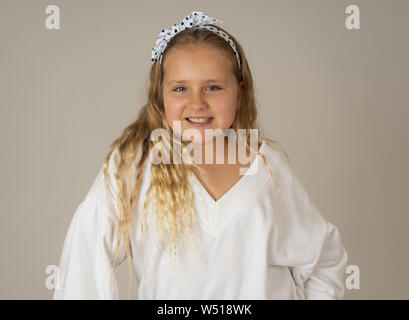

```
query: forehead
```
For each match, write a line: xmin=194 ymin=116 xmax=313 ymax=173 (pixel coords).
xmin=162 ymin=44 xmax=235 ymax=83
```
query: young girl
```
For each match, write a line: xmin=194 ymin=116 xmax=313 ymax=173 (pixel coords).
xmin=53 ymin=11 xmax=348 ymax=300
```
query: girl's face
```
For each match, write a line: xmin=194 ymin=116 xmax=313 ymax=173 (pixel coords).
xmin=162 ymin=44 xmax=243 ymax=144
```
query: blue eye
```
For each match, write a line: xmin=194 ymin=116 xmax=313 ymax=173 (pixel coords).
xmin=173 ymin=85 xmax=221 ymax=92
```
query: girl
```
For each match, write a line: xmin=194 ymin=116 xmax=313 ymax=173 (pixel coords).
xmin=53 ymin=11 xmax=348 ymax=300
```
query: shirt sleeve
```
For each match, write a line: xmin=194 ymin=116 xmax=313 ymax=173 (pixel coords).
xmin=302 ymin=221 xmax=348 ymax=300
xmin=53 ymin=151 xmax=128 ymax=300
xmin=271 ymin=148 xmax=348 ymax=300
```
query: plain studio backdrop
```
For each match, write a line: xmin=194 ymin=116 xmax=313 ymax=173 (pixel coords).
xmin=0 ymin=0 xmax=408 ymax=299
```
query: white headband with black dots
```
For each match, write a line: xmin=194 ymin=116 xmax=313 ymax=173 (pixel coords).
xmin=151 ymin=11 xmax=241 ymax=70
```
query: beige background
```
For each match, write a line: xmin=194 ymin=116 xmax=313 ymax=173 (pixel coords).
xmin=1 ymin=0 xmax=408 ymax=299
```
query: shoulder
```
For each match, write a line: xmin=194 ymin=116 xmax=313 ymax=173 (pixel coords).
xmin=102 ymin=141 xmax=145 ymax=199
xmin=260 ymin=138 xmax=314 ymax=198
xmin=80 ymin=142 xmax=146 ymax=221
xmin=258 ymin=138 xmax=290 ymax=177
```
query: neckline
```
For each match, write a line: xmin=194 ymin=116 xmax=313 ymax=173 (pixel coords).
xmin=189 ymin=139 xmax=266 ymax=205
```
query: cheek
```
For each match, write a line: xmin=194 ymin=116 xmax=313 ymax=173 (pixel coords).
xmin=213 ymin=96 xmax=238 ymax=121
xmin=163 ymin=96 xmax=183 ymax=124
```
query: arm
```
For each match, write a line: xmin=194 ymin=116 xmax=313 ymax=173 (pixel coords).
xmin=271 ymin=147 xmax=348 ymax=299
xmin=302 ymin=221 xmax=348 ymax=300
xmin=53 ymin=154 xmax=127 ymax=299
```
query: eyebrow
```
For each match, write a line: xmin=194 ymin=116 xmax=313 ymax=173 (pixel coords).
xmin=165 ymin=79 xmax=226 ymax=86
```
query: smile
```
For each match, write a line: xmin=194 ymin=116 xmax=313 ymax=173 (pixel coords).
xmin=186 ymin=117 xmax=212 ymax=123
xmin=185 ymin=117 xmax=214 ymax=126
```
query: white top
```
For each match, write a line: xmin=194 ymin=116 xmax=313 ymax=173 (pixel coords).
xmin=53 ymin=139 xmax=348 ymax=300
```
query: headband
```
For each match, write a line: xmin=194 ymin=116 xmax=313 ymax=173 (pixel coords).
xmin=151 ymin=11 xmax=241 ymax=69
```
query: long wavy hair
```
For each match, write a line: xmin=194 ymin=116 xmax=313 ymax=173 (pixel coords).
xmin=103 ymin=25 xmax=289 ymax=299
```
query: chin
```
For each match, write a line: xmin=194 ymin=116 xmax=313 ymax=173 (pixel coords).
xmin=182 ymin=135 xmax=206 ymax=144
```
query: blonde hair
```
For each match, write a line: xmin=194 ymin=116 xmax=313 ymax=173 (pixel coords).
xmin=103 ymin=25 xmax=289 ymax=299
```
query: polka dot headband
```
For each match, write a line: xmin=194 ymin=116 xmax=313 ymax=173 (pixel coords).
xmin=151 ymin=11 xmax=241 ymax=69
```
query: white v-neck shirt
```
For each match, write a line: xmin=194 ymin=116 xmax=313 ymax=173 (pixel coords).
xmin=53 ymin=139 xmax=348 ymax=300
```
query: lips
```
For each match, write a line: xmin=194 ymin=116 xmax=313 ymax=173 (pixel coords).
xmin=186 ymin=117 xmax=213 ymax=123
xmin=184 ymin=117 xmax=214 ymax=126
xmin=184 ymin=116 xmax=213 ymax=119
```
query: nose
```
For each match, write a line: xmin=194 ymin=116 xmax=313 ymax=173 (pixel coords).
xmin=188 ymin=89 xmax=208 ymax=111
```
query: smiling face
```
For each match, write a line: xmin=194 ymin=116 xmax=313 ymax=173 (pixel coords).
xmin=162 ymin=44 xmax=243 ymax=144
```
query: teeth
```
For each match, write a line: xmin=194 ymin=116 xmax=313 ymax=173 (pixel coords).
xmin=187 ymin=117 xmax=211 ymax=123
